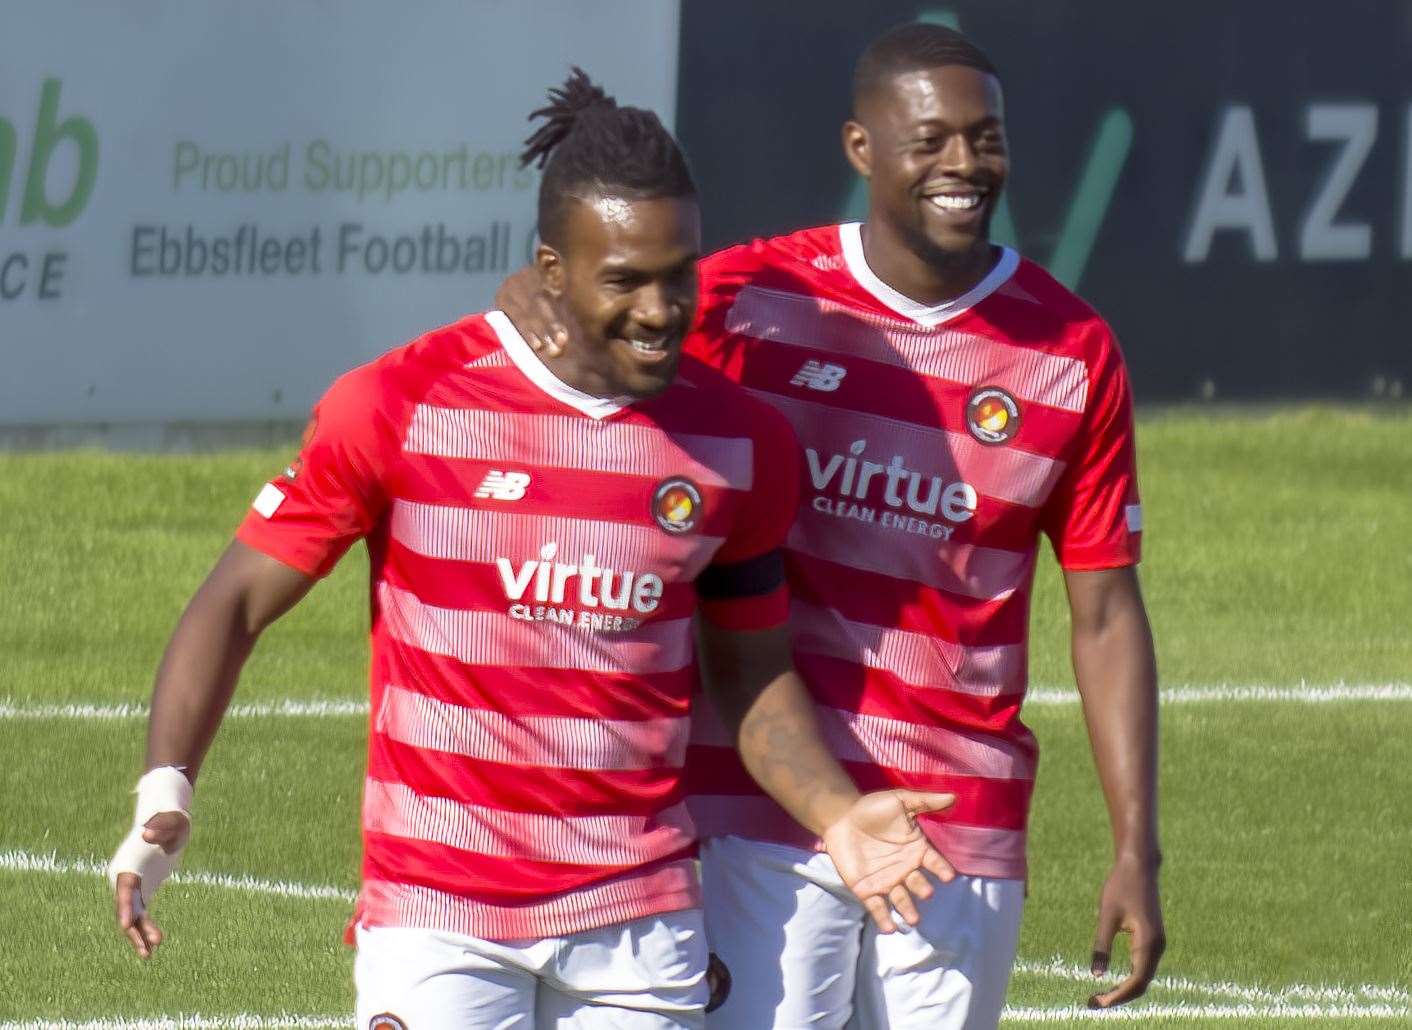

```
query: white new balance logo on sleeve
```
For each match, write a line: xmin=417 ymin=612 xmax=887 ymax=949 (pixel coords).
xmin=475 ymin=471 xmax=532 ymax=500
xmin=790 ymin=361 xmax=847 ymax=391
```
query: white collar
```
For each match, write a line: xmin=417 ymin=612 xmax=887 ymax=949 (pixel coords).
xmin=838 ymin=222 xmax=1019 ymax=328
xmin=484 ymin=309 xmax=630 ymax=420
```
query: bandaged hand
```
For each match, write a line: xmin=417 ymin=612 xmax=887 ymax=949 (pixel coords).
xmin=108 ymin=766 xmax=192 ymax=957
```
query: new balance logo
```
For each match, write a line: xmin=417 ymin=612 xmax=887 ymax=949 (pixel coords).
xmin=475 ymin=470 xmax=531 ymax=500
xmin=790 ymin=361 xmax=847 ymax=391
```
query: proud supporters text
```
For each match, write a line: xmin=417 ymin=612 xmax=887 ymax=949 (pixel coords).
xmin=497 ymin=543 xmax=663 ymax=632
xmin=806 ymin=441 xmax=977 ymax=540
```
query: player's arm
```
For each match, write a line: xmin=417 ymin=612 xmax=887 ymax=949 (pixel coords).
xmin=1044 ymin=331 xmax=1164 ymax=1007
xmin=1066 ymin=565 xmax=1165 ymax=1008
xmin=110 ymin=363 xmax=390 ymax=960
xmin=696 ymin=616 xmax=956 ymax=933
xmin=113 ymin=542 xmax=315 ymax=958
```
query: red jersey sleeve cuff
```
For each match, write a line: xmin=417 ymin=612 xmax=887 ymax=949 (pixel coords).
xmin=236 ymin=516 xmax=339 ymax=579
xmin=697 ymin=584 xmax=789 ymax=631
xmin=1055 ymin=537 xmax=1142 ymax=571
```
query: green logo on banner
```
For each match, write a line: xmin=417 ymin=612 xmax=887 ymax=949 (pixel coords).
xmin=0 ymin=79 xmax=100 ymax=228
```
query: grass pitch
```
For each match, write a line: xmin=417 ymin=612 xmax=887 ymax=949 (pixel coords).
xmin=1 ymin=405 xmax=1409 ymax=1027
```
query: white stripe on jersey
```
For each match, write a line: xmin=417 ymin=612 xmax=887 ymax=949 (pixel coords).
xmin=403 ymin=405 xmax=754 ymax=489
xmin=790 ymin=601 xmax=1025 ymax=697
xmin=786 ymin=518 xmax=1035 ymax=603
xmin=377 ymin=684 xmax=689 ymax=771
xmin=817 ymin=707 xmax=1036 ymax=781
xmin=726 ymin=285 xmax=1090 ymax=413
xmin=363 ymin=779 xmax=695 ymax=866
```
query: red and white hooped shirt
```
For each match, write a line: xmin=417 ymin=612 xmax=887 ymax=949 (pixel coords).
xmin=684 ymin=223 xmax=1143 ymax=880
xmin=238 ymin=309 xmax=799 ymax=940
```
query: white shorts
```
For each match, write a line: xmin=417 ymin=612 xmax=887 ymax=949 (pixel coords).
xmin=700 ymin=836 xmax=1024 ymax=1030
xmin=354 ymin=909 xmax=710 ymax=1029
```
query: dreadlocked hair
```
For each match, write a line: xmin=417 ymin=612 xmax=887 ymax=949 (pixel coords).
xmin=520 ymin=67 xmax=695 ymax=247
xmin=853 ymin=23 xmax=999 ymax=114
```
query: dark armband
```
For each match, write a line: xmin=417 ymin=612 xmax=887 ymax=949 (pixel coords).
xmin=696 ymin=549 xmax=786 ymax=599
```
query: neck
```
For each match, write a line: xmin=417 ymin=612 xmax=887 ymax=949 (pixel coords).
xmin=538 ymin=346 xmax=617 ymax=399
xmin=859 ymin=218 xmax=997 ymax=307
xmin=513 ymin=298 xmax=621 ymax=400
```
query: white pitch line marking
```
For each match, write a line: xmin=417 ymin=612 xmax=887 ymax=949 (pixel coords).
xmin=1027 ymin=683 xmax=1412 ymax=705
xmin=5 ymin=1001 xmax=1411 ymax=1029
xmin=4 ymin=849 xmax=1406 ymax=1021
xmin=0 ymin=1018 xmax=351 ymax=1030
xmin=1000 ymin=1001 xmax=1411 ymax=1021
xmin=0 ymin=849 xmax=355 ymax=903
xmin=0 ymin=699 xmax=370 ymax=721
xmin=1015 ymin=955 xmax=1409 ymax=1007
xmin=3 ymin=685 xmax=1409 ymax=723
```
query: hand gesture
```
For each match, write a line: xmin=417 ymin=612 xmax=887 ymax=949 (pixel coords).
xmin=821 ymin=789 xmax=956 ymax=932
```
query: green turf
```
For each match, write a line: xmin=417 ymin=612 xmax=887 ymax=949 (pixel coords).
xmin=1 ymin=405 xmax=1409 ymax=1026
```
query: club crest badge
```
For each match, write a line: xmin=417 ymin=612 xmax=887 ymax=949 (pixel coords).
xmin=652 ymin=477 xmax=702 ymax=534
xmin=965 ymin=386 xmax=1021 ymax=445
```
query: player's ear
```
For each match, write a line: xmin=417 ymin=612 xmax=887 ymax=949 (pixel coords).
xmin=842 ymin=120 xmax=872 ymax=179
xmin=535 ymin=243 xmax=566 ymax=298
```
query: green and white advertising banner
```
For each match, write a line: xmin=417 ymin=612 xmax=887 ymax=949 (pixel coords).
xmin=1 ymin=1 xmax=680 ymax=426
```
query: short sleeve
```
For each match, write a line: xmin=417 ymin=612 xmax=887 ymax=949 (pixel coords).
xmin=235 ymin=365 xmax=397 ymax=578
xmin=696 ymin=401 xmax=801 ymax=629
xmin=1041 ymin=330 xmax=1143 ymax=570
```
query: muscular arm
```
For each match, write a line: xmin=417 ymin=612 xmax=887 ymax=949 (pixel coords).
xmin=145 ymin=540 xmax=316 ymax=777
xmin=697 ymin=619 xmax=955 ymax=930
xmin=112 ymin=539 xmax=314 ymax=957
xmin=1064 ymin=565 xmax=1165 ymax=1007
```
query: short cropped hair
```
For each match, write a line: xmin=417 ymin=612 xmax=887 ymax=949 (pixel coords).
xmin=853 ymin=23 xmax=999 ymax=114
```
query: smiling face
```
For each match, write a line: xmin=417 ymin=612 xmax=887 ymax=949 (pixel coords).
xmin=536 ymin=192 xmax=701 ymax=400
xmin=845 ymin=63 xmax=1008 ymax=269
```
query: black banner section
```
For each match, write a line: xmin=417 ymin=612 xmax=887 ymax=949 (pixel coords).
xmin=676 ymin=1 xmax=1411 ymax=399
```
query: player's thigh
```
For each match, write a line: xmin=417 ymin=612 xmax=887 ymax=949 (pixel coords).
xmin=852 ymin=875 xmax=1024 ymax=1030
xmin=701 ymin=835 xmax=864 ymax=1030
xmin=355 ymin=925 xmax=538 ymax=1030
xmin=541 ymin=909 xmax=709 ymax=1029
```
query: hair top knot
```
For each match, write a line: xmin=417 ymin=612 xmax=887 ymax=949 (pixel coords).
xmin=521 ymin=67 xmax=619 ymax=170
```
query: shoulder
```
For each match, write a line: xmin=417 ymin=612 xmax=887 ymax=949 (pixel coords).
xmin=700 ymin=223 xmax=847 ymax=285
xmin=316 ymin=313 xmax=497 ymax=435
xmin=985 ymin=256 xmax=1127 ymax=376
xmin=674 ymin=357 xmax=797 ymax=449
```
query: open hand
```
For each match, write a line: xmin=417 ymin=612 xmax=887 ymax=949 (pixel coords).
xmin=821 ymin=789 xmax=956 ymax=933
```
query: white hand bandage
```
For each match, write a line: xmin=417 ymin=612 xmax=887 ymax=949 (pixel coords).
xmin=108 ymin=766 xmax=194 ymax=910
